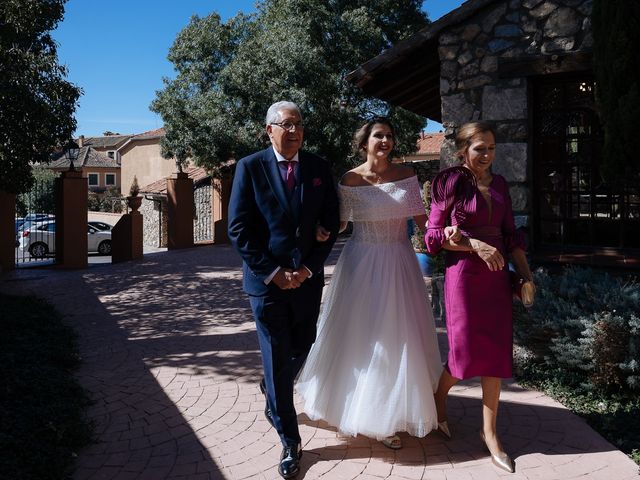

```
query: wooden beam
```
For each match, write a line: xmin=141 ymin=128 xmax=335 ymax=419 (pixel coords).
xmin=499 ymin=52 xmax=593 ymax=78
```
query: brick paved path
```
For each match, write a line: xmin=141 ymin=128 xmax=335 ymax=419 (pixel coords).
xmin=1 ymin=241 xmax=638 ymax=480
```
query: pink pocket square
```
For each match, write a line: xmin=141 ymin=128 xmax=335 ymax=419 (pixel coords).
xmin=312 ymin=177 xmax=322 ymax=187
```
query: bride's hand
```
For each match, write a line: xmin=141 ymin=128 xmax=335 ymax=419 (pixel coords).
xmin=444 ymin=225 xmax=462 ymax=243
xmin=315 ymin=225 xmax=330 ymax=242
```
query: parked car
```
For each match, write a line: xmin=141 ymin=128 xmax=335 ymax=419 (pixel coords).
xmin=18 ymin=214 xmax=56 ymax=236
xmin=88 ymin=221 xmax=113 ymax=231
xmin=15 ymin=217 xmax=25 ymax=246
xmin=23 ymin=213 xmax=55 ymax=223
xmin=19 ymin=222 xmax=112 ymax=258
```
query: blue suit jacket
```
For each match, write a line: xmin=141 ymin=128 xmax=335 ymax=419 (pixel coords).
xmin=228 ymin=147 xmax=340 ymax=296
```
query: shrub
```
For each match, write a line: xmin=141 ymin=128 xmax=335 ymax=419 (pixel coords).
xmin=514 ymin=266 xmax=640 ymax=393
xmin=129 ymin=175 xmax=140 ymax=197
xmin=88 ymin=187 xmax=124 ymax=213
xmin=0 ymin=294 xmax=93 ymax=478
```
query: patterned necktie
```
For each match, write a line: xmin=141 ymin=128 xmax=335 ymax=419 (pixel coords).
xmin=285 ymin=161 xmax=296 ymax=193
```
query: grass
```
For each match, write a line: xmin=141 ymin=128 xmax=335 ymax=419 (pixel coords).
xmin=516 ymin=361 xmax=640 ymax=465
xmin=0 ymin=293 xmax=93 ymax=480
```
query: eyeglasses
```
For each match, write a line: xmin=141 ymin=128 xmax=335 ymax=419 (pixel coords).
xmin=270 ymin=121 xmax=305 ymax=132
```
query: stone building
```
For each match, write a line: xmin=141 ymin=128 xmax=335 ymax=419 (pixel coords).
xmin=139 ymin=166 xmax=230 ymax=248
xmin=348 ymin=0 xmax=640 ymax=259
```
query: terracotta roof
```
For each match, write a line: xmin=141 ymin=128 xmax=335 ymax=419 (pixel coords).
xmin=49 ymin=147 xmax=119 ymax=168
xmin=117 ymin=127 xmax=166 ymax=153
xmin=139 ymin=166 xmax=209 ymax=195
xmin=416 ymin=132 xmax=444 ymax=155
xmin=77 ymin=135 xmax=132 ymax=149
xmin=133 ymin=127 xmax=166 ymax=139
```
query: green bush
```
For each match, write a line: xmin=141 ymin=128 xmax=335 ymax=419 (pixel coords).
xmin=88 ymin=186 xmax=124 ymax=213
xmin=514 ymin=266 xmax=640 ymax=393
xmin=513 ymin=267 xmax=640 ymax=462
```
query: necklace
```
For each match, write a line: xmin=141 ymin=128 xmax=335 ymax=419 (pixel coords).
xmin=365 ymin=166 xmax=390 ymax=184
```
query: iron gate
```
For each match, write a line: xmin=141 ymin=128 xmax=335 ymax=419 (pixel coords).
xmin=15 ymin=170 xmax=57 ymax=265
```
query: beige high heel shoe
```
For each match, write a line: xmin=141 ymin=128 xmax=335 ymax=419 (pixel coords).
xmin=480 ymin=431 xmax=514 ymax=473
xmin=436 ymin=420 xmax=451 ymax=439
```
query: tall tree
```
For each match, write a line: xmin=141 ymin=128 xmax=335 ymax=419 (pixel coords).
xmin=151 ymin=0 xmax=429 ymax=176
xmin=0 ymin=0 xmax=81 ymax=194
xmin=593 ymin=0 xmax=640 ymax=184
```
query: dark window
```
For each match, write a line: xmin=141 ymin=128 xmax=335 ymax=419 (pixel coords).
xmin=533 ymin=75 xmax=640 ymax=249
xmin=88 ymin=173 xmax=99 ymax=186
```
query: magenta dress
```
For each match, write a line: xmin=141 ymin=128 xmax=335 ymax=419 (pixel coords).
xmin=425 ymin=167 xmax=525 ymax=380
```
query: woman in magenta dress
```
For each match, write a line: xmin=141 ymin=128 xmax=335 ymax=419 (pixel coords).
xmin=425 ymin=122 xmax=534 ymax=474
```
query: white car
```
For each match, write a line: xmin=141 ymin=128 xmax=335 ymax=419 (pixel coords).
xmin=20 ymin=222 xmax=112 ymax=257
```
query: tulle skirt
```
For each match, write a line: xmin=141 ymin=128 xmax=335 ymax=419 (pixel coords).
xmin=296 ymin=238 xmax=442 ymax=440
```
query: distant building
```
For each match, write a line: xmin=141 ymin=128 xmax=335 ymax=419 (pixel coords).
xmin=394 ymin=131 xmax=444 ymax=185
xmin=49 ymin=145 xmax=120 ymax=192
xmin=117 ymin=128 xmax=189 ymax=197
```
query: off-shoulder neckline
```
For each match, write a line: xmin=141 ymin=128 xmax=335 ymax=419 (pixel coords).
xmin=339 ymin=175 xmax=417 ymax=189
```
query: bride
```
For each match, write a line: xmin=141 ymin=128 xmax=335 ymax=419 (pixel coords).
xmin=296 ymin=117 xmax=450 ymax=449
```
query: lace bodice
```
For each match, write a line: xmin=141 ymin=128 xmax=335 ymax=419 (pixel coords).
xmin=339 ymin=176 xmax=425 ymax=244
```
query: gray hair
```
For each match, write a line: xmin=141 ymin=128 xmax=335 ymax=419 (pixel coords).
xmin=265 ymin=101 xmax=302 ymax=125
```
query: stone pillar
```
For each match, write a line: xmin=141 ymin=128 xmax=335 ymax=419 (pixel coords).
xmin=167 ymin=172 xmax=194 ymax=250
xmin=55 ymin=170 xmax=88 ymax=269
xmin=111 ymin=211 xmax=143 ymax=263
xmin=0 ymin=191 xmax=16 ymax=272
xmin=212 ymin=175 xmax=231 ymax=244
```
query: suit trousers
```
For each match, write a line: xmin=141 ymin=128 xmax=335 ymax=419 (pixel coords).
xmin=249 ymin=280 xmax=322 ymax=447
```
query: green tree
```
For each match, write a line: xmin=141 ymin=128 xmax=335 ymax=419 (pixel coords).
xmin=0 ymin=0 xmax=81 ymax=195
xmin=151 ymin=0 xmax=429 ymax=176
xmin=15 ymin=164 xmax=58 ymax=216
xmin=593 ymin=0 xmax=640 ymax=184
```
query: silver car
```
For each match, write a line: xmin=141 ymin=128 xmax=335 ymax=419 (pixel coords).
xmin=20 ymin=222 xmax=112 ymax=257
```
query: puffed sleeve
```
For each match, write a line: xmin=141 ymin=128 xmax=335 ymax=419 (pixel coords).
xmin=499 ymin=176 xmax=527 ymax=252
xmin=425 ymin=167 xmax=475 ymax=255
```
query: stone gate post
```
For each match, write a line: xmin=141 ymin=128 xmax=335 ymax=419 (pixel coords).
xmin=167 ymin=172 xmax=194 ymax=250
xmin=0 ymin=191 xmax=16 ymax=272
xmin=55 ymin=170 xmax=88 ymax=269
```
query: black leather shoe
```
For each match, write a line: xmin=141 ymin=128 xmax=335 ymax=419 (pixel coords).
xmin=278 ymin=444 xmax=302 ymax=478
xmin=259 ymin=379 xmax=275 ymax=428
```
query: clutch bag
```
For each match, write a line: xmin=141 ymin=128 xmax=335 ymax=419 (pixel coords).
xmin=510 ymin=271 xmax=535 ymax=307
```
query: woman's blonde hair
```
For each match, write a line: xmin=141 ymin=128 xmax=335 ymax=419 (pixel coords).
xmin=455 ymin=121 xmax=496 ymax=162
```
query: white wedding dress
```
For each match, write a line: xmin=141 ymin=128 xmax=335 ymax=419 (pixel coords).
xmin=296 ymin=176 xmax=442 ymax=440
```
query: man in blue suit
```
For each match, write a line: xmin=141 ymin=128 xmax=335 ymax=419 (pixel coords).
xmin=228 ymin=101 xmax=340 ymax=478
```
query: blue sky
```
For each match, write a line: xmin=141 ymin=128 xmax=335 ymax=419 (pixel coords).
xmin=53 ymin=1 xmax=465 ymax=137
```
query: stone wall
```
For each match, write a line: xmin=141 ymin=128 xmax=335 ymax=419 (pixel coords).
xmin=140 ymin=196 xmax=167 ymax=247
xmin=438 ymin=0 xmax=593 ymax=219
xmin=138 ymin=181 xmax=213 ymax=248
xmin=194 ymin=182 xmax=213 ymax=243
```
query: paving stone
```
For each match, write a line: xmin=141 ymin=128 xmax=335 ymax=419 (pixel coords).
xmin=1 ymin=241 xmax=638 ymax=480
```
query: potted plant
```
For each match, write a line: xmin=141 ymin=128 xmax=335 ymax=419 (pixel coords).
xmin=126 ymin=175 xmax=142 ymax=211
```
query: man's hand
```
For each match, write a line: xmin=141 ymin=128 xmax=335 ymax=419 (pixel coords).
xmin=469 ymin=239 xmax=505 ymax=272
xmin=315 ymin=225 xmax=330 ymax=242
xmin=272 ymin=269 xmax=301 ymax=289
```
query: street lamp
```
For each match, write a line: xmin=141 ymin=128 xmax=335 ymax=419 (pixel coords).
xmin=64 ymin=138 xmax=80 ymax=171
